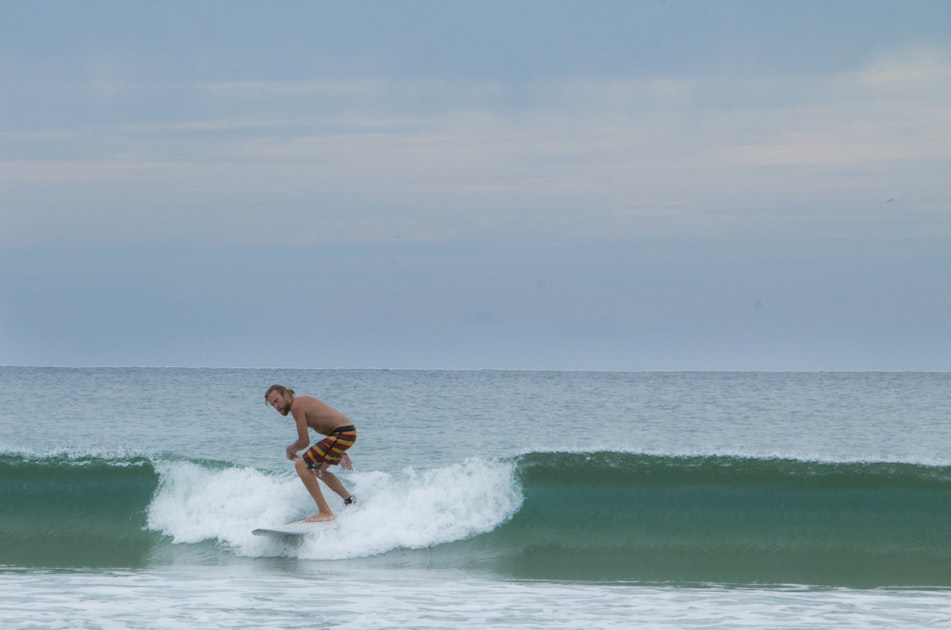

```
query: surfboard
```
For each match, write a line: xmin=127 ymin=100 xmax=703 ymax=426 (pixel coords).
xmin=252 ymin=519 xmax=320 ymax=537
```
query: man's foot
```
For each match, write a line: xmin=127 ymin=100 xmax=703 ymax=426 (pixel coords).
xmin=344 ymin=495 xmax=356 ymax=506
xmin=302 ymin=512 xmax=335 ymax=523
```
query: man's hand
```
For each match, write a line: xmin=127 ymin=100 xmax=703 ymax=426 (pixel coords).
xmin=286 ymin=446 xmax=298 ymax=461
xmin=340 ymin=453 xmax=353 ymax=470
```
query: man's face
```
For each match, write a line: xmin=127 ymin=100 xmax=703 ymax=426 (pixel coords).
xmin=267 ymin=391 xmax=290 ymax=416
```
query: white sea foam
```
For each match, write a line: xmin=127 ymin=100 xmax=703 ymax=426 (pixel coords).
xmin=146 ymin=458 xmax=523 ymax=560
xmin=4 ymin=569 xmax=951 ymax=629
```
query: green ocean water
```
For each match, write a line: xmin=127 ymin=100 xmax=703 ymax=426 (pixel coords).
xmin=3 ymin=368 xmax=951 ymax=627
xmin=3 ymin=451 xmax=950 ymax=587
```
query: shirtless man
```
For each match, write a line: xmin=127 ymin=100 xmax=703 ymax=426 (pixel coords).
xmin=265 ymin=385 xmax=357 ymax=522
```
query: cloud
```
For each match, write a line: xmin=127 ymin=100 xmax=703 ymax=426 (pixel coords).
xmin=2 ymin=46 xmax=949 ymax=250
xmin=856 ymin=46 xmax=951 ymax=88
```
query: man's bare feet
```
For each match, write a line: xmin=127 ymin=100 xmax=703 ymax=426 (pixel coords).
xmin=303 ymin=513 xmax=335 ymax=523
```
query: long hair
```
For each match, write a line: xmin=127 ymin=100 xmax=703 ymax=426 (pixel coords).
xmin=265 ymin=384 xmax=294 ymax=403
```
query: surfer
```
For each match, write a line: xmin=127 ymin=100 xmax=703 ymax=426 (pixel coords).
xmin=265 ymin=385 xmax=357 ymax=522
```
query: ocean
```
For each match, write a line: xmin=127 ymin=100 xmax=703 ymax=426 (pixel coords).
xmin=2 ymin=367 xmax=950 ymax=628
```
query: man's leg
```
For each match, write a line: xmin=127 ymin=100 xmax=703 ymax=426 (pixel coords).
xmin=316 ymin=464 xmax=352 ymax=502
xmin=294 ymin=456 xmax=335 ymax=522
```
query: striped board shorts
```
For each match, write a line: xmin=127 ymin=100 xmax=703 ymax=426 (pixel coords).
xmin=302 ymin=425 xmax=357 ymax=469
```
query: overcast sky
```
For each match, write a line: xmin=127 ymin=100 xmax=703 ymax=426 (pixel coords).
xmin=2 ymin=0 xmax=949 ymax=370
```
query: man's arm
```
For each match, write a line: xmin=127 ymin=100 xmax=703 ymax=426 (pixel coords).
xmin=285 ymin=408 xmax=311 ymax=460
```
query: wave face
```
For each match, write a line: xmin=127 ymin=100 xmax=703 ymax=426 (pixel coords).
xmin=475 ymin=452 xmax=951 ymax=586
xmin=3 ymin=451 xmax=951 ymax=586
xmin=0 ymin=454 xmax=161 ymax=567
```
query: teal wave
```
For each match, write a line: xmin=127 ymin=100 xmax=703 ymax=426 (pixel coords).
xmin=0 ymin=454 xmax=163 ymax=568
xmin=4 ymin=451 xmax=951 ymax=587
xmin=443 ymin=452 xmax=951 ymax=586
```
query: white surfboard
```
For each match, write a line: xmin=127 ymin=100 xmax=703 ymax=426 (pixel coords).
xmin=252 ymin=519 xmax=322 ymax=537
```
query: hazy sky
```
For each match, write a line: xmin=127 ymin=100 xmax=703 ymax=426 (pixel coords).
xmin=2 ymin=1 xmax=950 ymax=370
